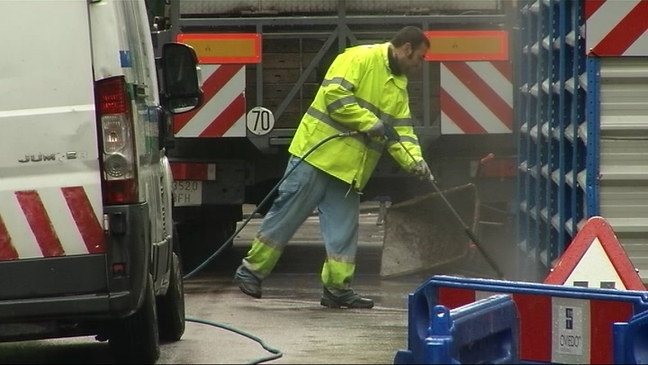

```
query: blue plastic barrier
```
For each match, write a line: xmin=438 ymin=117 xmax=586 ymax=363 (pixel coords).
xmin=613 ymin=307 xmax=648 ymax=364
xmin=394 ymin=294 xmax=519 ymax=364
xmin=396 ymin=275 xmax=648 ymax=364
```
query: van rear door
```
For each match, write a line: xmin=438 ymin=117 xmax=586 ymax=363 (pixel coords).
xmin=0 ymin=1 xmax=105 ymax=262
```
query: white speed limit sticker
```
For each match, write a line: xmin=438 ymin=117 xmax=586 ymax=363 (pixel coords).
xmin=246 ymin=106 xmax=275 ymax=136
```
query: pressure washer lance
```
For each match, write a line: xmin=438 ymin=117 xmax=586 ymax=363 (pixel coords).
xmin=380 ymin=125 xmax=506 ymax=279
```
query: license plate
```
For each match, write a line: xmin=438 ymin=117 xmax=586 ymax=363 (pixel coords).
xmin=172 ymin=181 xmax=202 ymax=206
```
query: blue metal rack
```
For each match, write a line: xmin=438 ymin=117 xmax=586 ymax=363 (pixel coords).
xmin=516 ymin=0 xmax=591 ymax=281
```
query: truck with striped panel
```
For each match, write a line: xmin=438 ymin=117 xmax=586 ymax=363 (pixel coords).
xmin=0 ymin=0 xmax=202 ymax=362
xmin=151 ymin=0 xmax=521 ymax=272
xmin=516 ymin=0 xmax=648 ymax=283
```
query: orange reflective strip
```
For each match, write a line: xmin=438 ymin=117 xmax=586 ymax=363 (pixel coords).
xmin=424 ymin=30 xmax=509 ymax=61
xmin=177 ymin=33 xmax=262 ymax=64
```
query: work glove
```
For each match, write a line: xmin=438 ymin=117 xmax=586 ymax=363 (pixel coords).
xmin=365 ymin=120 xmax=400 ymax=142
xmin=410 ymin=159 xmax=434 ymax=182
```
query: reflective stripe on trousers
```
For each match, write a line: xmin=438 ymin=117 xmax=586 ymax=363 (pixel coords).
xmin=242 ymin=155 xmax=360 ymax=289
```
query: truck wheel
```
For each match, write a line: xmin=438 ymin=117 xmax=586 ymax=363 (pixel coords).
xmin=156 ymin=251 xmax=186 ymax=342
xmin=109 ymin=274 xmax=160 ymax=364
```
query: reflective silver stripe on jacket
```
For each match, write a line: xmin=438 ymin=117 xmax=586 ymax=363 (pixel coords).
xmin=306 ymin=107 xmax=383 ymax=153
xmin=322 ymin=77 xmax=413 ymax=126
xmin=322 ymin=77 xmax=355 ymax=92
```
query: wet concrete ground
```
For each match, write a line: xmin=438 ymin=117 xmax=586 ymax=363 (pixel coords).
xmin=0 ymin=203 xmax=521 ymax=364
xmin=171 ymin=211 xmax=426 ymax=364
xmin=167 ymin=202 xmax=521 ymax=364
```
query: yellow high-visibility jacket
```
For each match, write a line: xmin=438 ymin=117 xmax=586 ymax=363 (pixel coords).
xmin=288 ymin=42 xmax=424 ymax=191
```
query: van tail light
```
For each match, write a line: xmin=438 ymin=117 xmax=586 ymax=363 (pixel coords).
xmin=95 ymin=76 xmax=138 ymax=205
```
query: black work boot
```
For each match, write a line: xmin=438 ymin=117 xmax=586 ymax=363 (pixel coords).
xmin=233 ymin=264 xmax=262 ymax=299
xmin=320 ymin=287 xmax=374 ymax=309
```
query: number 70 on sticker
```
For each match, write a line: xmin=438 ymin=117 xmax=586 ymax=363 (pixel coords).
xmin=246 ymin=106 xmax=275 ymax=136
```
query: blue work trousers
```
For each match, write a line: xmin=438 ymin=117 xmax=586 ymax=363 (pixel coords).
xmin=243 ymin=155 xmax=360 ymax=288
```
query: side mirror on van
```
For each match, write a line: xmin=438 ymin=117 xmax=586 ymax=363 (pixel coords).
xmin=160 ymin=42 xmax=203 ymax=114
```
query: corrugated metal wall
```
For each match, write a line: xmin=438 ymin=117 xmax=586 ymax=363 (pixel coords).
xmin=597 ymin=58 xmax=648 ymax=281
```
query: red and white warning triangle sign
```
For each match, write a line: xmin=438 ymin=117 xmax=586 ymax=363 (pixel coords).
xmin=544 ymin=216 xmax=645 ymax=290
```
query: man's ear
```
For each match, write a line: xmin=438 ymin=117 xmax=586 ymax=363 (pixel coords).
xmin=404 ymin=42 xmax=414 ymax=57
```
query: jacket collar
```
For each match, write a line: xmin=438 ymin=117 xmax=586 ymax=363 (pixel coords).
xmin=381 ymin=42 xmax=408 ymax=90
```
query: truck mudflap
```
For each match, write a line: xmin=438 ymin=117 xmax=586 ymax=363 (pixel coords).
xmin=380 ymin=183 xmax=480 ymax=278
xmin=0 ymin=203 xmax=150 ymax=326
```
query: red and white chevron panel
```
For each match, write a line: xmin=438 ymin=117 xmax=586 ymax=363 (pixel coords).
xmin=0 ymin=187 xmax=105 ymax=260
xmin=173 ymin=64 xmax=246 ymax=138
xmin=585 ymin=0 xmax=648 ymax=57
xmin=440 ymin=61 xmax=513 ymax=135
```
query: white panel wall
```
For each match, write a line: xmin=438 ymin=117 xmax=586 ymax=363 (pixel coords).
xmin=598 ymin=57 xmax=648 ymax=281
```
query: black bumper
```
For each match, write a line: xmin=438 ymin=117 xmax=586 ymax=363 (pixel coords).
xmin=0 ymin=203 xmax=150 ymax=324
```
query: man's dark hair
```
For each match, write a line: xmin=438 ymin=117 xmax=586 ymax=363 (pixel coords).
xmin=390 ymin=26 xmax=430 ymax=50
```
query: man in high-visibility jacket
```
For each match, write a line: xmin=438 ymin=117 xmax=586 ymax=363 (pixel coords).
xmin=235 ymin=26 xmax=432 ymax=309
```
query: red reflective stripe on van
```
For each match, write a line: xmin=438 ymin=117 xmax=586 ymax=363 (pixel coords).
xmin=62 ymin=187 xmax=105 ymax=254
xmin=0 ymin=216 xmax=18 ymax=260
xmin=15 ymin=191 xmax=65 ymax=257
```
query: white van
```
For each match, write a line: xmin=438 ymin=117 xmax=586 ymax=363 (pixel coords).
xmin=0 ymin=0 xmax=202 ymax=363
